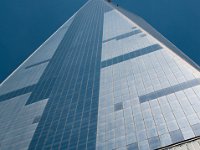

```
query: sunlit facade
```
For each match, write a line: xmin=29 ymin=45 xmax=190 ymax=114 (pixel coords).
xmin=0 ymin=0 xmax=200 ymax=149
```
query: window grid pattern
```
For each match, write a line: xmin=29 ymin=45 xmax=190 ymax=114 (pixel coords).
xmin=25 ymin=59 xmax=51 ymax=69
xmin=27 ymin=1 xmax=111 ymax=150
xmin=1 ymin=1 xmax=200 ymax=150
xmin=101 ymin=10 xmax=158 ymax=62
xmin=139 ymin=78 xmax=200 ymax=103
xmin=0 ymin=94 xmax=48 ymax=150
xmin=0 ymin=11 xmax=76 ymax=150
xmin=96 ymin=4 xmax=200 ymax=150
xmin=0 ymin=15 xmax=74 ymax=97
xmin=101 ymin=44 xmax=162 ymax=68
xmin=102 ymin=29 xmax=142 ymax=43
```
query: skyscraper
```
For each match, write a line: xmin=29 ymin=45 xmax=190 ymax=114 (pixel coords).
xmin=0 ymin=0 xmax=200 ymax=149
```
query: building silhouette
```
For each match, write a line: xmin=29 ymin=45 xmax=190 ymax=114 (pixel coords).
xmin=0 ymin=0 xmax=200 ymax=149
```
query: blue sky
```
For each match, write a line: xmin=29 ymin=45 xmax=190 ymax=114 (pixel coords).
xmin=0 ymin=0 xmax=200 ymax=83
xmin=113 ymin=0 xmax=200 ymax=65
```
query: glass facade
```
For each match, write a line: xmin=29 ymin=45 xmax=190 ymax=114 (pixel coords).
xmin=0 ymin=0 xmax=200 ymax=150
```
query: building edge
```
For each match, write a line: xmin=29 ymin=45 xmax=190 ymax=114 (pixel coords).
xmin=103 ymin=1 xmax=200 ymax=149
xmin=158 ymin=136 xmax=200 ymax=150
xmin=105 ymin=1 xmax=200 ymax=73
xmin=0 ymin=0 xmax=91 ymax=86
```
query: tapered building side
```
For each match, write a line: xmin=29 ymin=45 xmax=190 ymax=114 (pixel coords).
xmin=0 ymin=0 xmax=200 ymax=150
